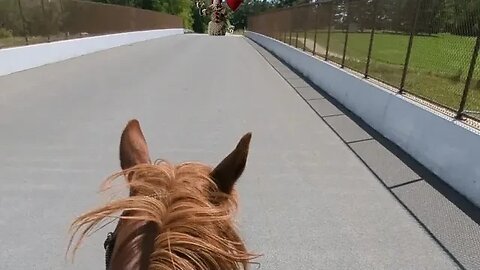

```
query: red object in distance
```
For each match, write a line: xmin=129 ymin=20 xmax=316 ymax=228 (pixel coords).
xmin=226 ymin=0 xmax=242 ymax=11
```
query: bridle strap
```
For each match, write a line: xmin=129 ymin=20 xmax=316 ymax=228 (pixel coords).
xmin=104 ymin=231 xmax=116 ymax=270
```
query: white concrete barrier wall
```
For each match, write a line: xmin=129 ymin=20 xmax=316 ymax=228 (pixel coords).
xmin=0 ymin=28 xmax=185 ymax=76
xmin=246 ymin=31 xmax=480 ymax=207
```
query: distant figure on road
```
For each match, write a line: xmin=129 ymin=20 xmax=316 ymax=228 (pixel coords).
xmin=197 ymin=0 xmax=238 ymax=36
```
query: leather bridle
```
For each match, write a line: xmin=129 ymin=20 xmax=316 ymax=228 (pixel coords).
xmin=104 ymin=230 xmax=117 ymax=269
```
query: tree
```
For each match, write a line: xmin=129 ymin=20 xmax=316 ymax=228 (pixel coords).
xmin=191 ymin=2 xmax=208 ymax=33
xmin=273 ymin=0 xmax=312 ymax=7
xmin=0 ymin=0 xmax=24 ymax=36
xmin=229 ymin=0 xmax=274 ymax=30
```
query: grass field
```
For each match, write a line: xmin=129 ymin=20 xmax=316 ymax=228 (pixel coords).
xmin=0 ymin=36 xmax=30 ymax=48
xmin=0 ymin=36 xmax=62 ymax=48
xmin=0 ymin=34 xmax=87 ymax=49
xmin=282 ymin=30 xmax=480 ymax=115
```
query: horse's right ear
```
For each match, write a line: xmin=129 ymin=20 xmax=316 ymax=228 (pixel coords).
xmin=119 ymin=119 xmax=151 ymax=172
xmin=210 ymin=133 xmax=252 ymax=194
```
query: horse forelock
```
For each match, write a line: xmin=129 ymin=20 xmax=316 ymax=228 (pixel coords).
xmin=68 ymin=162 xmax=258 ymax=269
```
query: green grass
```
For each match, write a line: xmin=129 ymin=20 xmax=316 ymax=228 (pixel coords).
xmin=0 ymin=36 xmax=30 ymax=48
xmin=281 ymin=30 xmax=480 ymax=114
xmin=0 ymin=36 xmax=59 ymax=48
xmin=0 ymin=34 xmax=85 ymax=49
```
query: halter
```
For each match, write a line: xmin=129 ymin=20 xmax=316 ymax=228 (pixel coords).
xmin=104 ymin=231 xmax=117 ymax=269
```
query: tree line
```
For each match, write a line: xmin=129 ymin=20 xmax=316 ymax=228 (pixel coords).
xmin=341 ymin=0 xmax=479 ymax=36
xmin=205 ymin=0 xmax=479 ymax=37
xmin=1 ymin=0 xmax=478 ymax=38
xmin=233 ymin=0 xmax=479 ymax=37
xmin=85 ymin=0 xmax=312 ymax=32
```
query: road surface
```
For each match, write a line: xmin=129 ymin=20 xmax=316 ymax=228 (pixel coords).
xmin=0 ymin=34 xmax=460 ymax=269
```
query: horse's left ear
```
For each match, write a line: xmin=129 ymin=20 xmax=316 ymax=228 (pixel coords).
xmin=210 ymin=133 xmax=252 ymax=194
xmin=119 ymin=119 xmax=151 ymax=172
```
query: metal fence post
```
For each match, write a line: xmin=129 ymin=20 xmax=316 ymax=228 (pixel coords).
xmin=399 ymin=0 xmax=421 ymax=93
xmin=40 ymin=0 xmax=50 ymax=42
xmin=303 ymin=29 xmax=307 ymax=51
xmin=59 ymin=0 xmax=68 ymax=39
xmin=278 ymin=22 xmax=282 ymax=41
xmin=16 ymin=0 xmax=29 ymax=45
xmin=364 ymin=0 xmax=378 ymax=78
xmin=312 ymin=3 xmax=320 ymax=56
xmin=289 ymin=23 xmax=293 ymax=45
xmin=295 ymin=7 xmax=299 ymax=49
xmin=456 ymin=29 xmax=480 ymax=119
xmin=295 ymin=31 xmax=299 ymax=48
xmin=325 ymin=1 xmax=333 ymax=60
xmin=303 ymin=7 xmax=308 ymax=51
xmin=341 ymin=0 xmax=350 ymax=68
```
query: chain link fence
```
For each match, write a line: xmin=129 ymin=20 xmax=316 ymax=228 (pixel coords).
xmin=0 ymin=0 xmax=183 ymax=49
xmin=248 ymin=0 xmax=480 ymax=122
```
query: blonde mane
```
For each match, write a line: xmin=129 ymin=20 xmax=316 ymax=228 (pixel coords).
xmin=68 ymin=161 xmax=259 ymax=269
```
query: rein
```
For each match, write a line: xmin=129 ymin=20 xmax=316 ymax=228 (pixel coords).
xmin=104 ymin=231 xmax=116 ymax=269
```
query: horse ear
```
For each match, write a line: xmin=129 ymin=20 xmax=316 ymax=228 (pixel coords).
xmin=210 ymin=133 xmax=252 ymax=194
xmin=119 ymin=119 xmax=151 ymax=171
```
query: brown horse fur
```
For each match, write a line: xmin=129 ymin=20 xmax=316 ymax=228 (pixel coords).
xmin=68 ymin=119 xmax=259 ymax=270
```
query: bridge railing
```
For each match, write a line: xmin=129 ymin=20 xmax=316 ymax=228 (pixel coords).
xmin=248 ymin=0 xmax=480 ymax=123
xmin=0 ymin=0 xmax=183 ymax=49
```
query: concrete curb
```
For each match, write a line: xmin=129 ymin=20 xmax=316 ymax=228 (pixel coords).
xmin=0 ymin=28 xmax=185 ymax=76
xmin=246 ymin=30 xmax=480 ymax=208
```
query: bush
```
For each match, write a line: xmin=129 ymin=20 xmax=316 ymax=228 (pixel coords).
xmin=449 ymin=69 xmax=463 ymax=83
xmin=0 ymin=27 xmax=13 ymax=38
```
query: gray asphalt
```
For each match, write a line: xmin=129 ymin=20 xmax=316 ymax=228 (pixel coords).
xmin=0 ymin=34 xmax=459 ymax=269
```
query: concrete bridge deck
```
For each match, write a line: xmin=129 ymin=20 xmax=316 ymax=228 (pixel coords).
xmin=0 ymin=34 xmax=478 ymax=269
